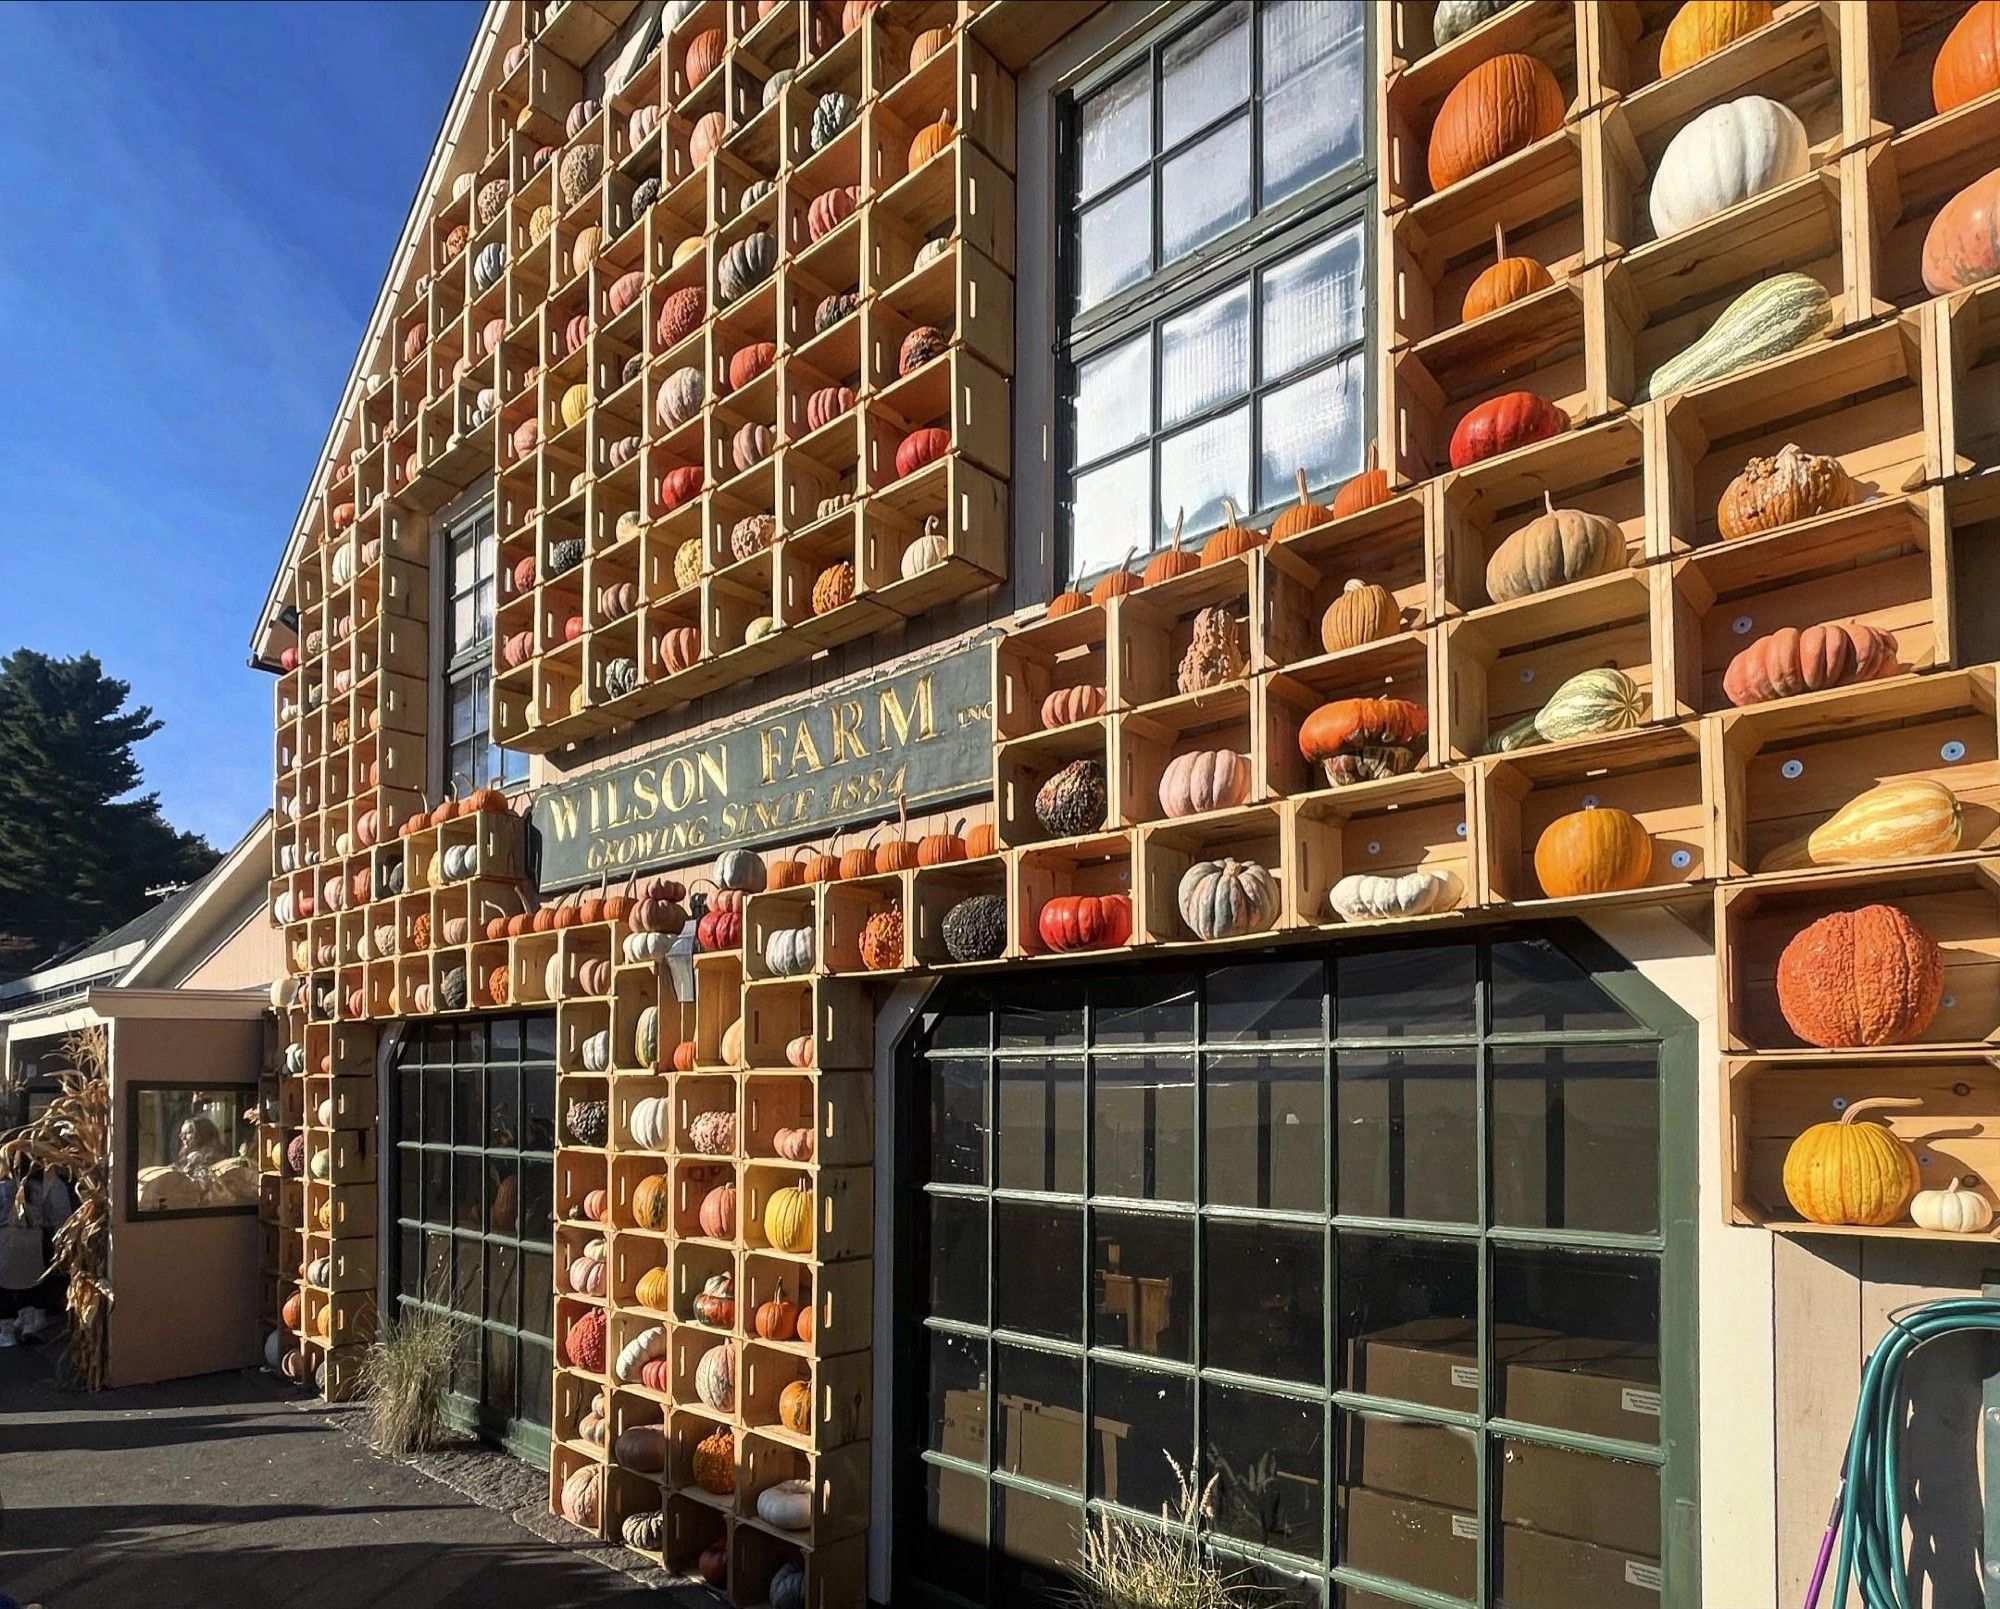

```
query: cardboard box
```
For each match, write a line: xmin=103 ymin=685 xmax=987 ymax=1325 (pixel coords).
xmin=1497 ymin=1437 xmax=1660 ymax=1558
xmin=938 ymin=1386 xmax=987 ymax=1466
xmin=1345 ymin=1318 xmax=1556 ymax=1410
xmin=1339 ymin=1485 xmax=1477 ymax=1601
xmin=1342 ymin=1412 xmax=1476 ymax=1510
xmin=1501 ymin=1338 xmax=1662 ymax=1444
xmin=998 ymin=1394 xmax=1087 ymax=1491
xmin=1498 ymin=1523 xmax=1663 ymax=1607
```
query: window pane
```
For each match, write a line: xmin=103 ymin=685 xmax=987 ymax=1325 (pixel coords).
xmin=1161 ymin=115 xmax=1251 ymax=263
xmin=1258 ymin=353 xmax=1365 ymax=511
xmin=1073 ymin=333 xmax=1152 ymax=466
xmin=1336 ymin=1047 xmax=1478 ymax=1224
xmin=1203 ymin=1382 xmax=1325 ymax=1558
xmin=995 ymin=1343 xmax=1083 ymax=1492
xmin=1093 ymin=1055 xmax=1194 ymax=1202
xmin=1336 ymin=1232 xmax=1478 ymax=1413
xmin=1339 ymin=1411 xmax=1480 ymax=1603
xmin=1070 ymin=449 xmax=1152 ymax=577
xmin=1163 ymin=7 xmax=1250 ymax=146
xmin=925 ymin=1192 xmax=989 ymax=1326
xmin=1264 ymin=0 xmax=1362 ymax=87
xmin=924 ymin=1327 xmax=989 ymax=1461
xmin=1204 ymin=1217 xmax=1325 ymax=1384
xmin=1078 ymin=62 xmax=1149 ymax=200
xmin=996 ymin=1058 xmax=1084 ymax=1194
xmin=994 ymin=1200 xmax=1082 ymax=1342
xmin=1157 ymin=405 xmax=1249 ymax=545
xmin=1490 ymin=938 xmax=1642 ymax=1034
xmin=1490 ymin=1043 xmax=1659 ymax=1234
xmin=1491 ymin=1245 xmax=1661 ymax=1445
xmin=927 ymin=1059 xmax=987 ymax=1186
xmin=1160 ymin=281 xmax=1250 ymax=428
xmin=1207 ymin=958 xmax=1323 ymax=1042
xmin=1094 ymin=972 xmax=1198 ymax=1047
xmin=1496 ymin=1438 xmax=1661 ymax=1584
xmin=1076 ymin=179 xmax=1151 ymax=311
xmin=1337 ymin=946 xmax=1475 ymax=1039
xmin=1092 ymin=1361 xmax=1193 ymax=1513
xmin=1205 ymin=1051 xmax=1323 ymax=1213
xmin=1261 ymin=2 xmax=1365 ymax=204
xmin=995 ymin=1484 xmax=1084 ymax=1602
xmin=917 ymin=1461 xmax=990 ymax=1584
xmin=1000 ymin=984 xmax=1086 ymax=1049
xmin=1262 ymin=227 xmax=1366 ymax=381
xmin=1092 ymin=1207 xmax=1193 ymax=1360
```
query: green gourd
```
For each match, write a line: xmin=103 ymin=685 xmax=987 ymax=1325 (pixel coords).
xmin=1489 ymin=667 xmax=1647 ymax=752
xmin=1637 ymin=272 xmax=1832 ymax=401
xmin=635 ymin=1005 xmax=658 ymax=1066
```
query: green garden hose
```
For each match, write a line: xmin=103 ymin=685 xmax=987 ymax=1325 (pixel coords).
xmin=1806 ymin=1297 xmax=2000 ymax=1609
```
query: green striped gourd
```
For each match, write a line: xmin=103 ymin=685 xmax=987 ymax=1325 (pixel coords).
xmin=635 ymin=1005 xmax=658 ymax=1066
xmin=1637 ymin=272 xmax=1832 ymax=402
xmin=1490 ymin=667 xmax=1647 ymax=752
xmin=1758 ymin=778 xmax=1963 ymax=873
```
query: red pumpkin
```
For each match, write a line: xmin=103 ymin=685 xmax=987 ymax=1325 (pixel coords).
xmin=1922 ymin=165 xmax=2000 ymax=295
xmin=1935 ymin=2 xmax=2000 ymax=114
xmin=1447 ymin=391 xmax=1567 ymax=469
xmin=655 ymin=625 xmax=702 ymax=676
xmin=1038 ymin=894 xmax=1133 ymax=953
xmin=697 ymin=907 xmax=743 ymax=951
xmin=728 ymin=342 xmax=777 ymax=391
xmin=657 ymin=286 xmax=704 ymax=347
xmin=658 ymin=464 xmax=704 ymax=511
xmin=896 ymin=427 xmax=951 ymax=478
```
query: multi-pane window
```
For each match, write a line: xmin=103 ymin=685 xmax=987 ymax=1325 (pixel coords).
xmin=897 ymin=935 xmax=1694 ymax=1609
xmin=440 ymin=498 xmax=528 ymax=797
xmin=392 ymin=1016 xmax=557 ymax=1460
xmin=1061 ymin=1 xmax=1371 ymax=583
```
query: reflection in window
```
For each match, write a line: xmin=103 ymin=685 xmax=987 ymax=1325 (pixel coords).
xmin=131 ymin=1086 xmax=257 ymax=1213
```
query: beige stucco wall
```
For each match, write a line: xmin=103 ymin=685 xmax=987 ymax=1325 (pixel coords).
xmin=177 ymin=902 xmax=283 ymax=993
xmin=105 ymin=1014 xmax=263 ymax=1387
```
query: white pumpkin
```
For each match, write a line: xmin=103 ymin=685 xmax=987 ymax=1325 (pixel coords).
xmin=1649 ymin=96 xmax=1808 ymax=239
xmin=581 ymin=1029 xmax=612 ymax=1072
xmin=623 ymin=930 xmax=675 ymax=962
xmin=629 ymin=1095 xmax=670 ymax=1151
xmin=1328 ymin=869 xmax=1456 ymax=922
xmin=757 ymin=1477 xmax=813 ymax=1530
xmin=545 ymin=954 xmax=564 ymax=1000
xmin=900 ymin=516 xmax=948 ymax=579
xmin=764 ymin=925 xmax=815 ymax=977
xmin=1908 ymin=1177 xmax=1995 ymax=1235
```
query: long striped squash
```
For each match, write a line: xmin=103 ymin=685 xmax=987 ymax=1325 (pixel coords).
xmin=1758 ymin=778 xmax=1963 ymax=872
xmin=1490 ymin=668 xmax=1647 ymax=752
xmin=1637 ymin=272 xmax=1832 ymax=401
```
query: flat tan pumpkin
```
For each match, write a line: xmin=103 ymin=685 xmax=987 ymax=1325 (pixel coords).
xmin=1321 ymin=579 xmax=1400 ymax=653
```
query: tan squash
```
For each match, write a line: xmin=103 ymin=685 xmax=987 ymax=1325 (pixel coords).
xmin=1320 ymin=579 xmax=1400 ymax=654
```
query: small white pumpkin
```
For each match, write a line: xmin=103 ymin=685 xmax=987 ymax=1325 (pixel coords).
xmin=1908 ymin=1176 xmax=1995 ymax=1235
xmin=614 ymin=1323 xmax=668 ymax=1382
xmin=1649 ymin=95 xmax=1808 ymax=239
xmin=900 ymin=515 xmax=948 ymax=579
xmin=623 ymin=930 xmax=676 ymax=962
xmin=629 ymin=1095 xmax=670 ymax=1151
xmin=757 ymin=1477 xmax=813 ymax=1530
xmin=581 ymin=1029 xmax=612 ymax=1072
xmin=544 ymin=954 xmax=564 ymax=1000
xmin=1328 ymin=869 xmax=1456 ymax=922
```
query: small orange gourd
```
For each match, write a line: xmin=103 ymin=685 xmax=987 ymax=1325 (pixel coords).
xmin=908 ymin=109 xmax=955 ymax=170
xmin=1090 ymin=547 xmax=1142 ymax=605
xmin=1330 ymin=443 xmax=1391 ymax=518
xmin=1199 ymin=499 xmax=1264 ymax=567
xmin=1269 ymin=469 xmax=1334 ymax=542
xmin=1142 ymin=509 xmax=1201 ymax=586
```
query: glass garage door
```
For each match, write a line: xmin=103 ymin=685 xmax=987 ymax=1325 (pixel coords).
xmin=895 ymin=930 xmax=1696 ymax=1608
xmin=390 ymin=1015 xmax=557 ymax=1463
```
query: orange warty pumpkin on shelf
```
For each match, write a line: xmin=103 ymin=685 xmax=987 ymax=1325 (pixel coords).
xmin=1331 ymin=443 xmax=1391 ymax=518
xmin=1776 ymin=904 xmax=1945 ymax=1049
xmin=1462 ymin=223 xmax=1554 ymax=322
xmin=1427 ymin=52 xmax=1566 ymax=193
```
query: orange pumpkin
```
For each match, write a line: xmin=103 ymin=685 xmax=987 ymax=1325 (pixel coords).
xmin=1935 ymin=1 xmax=2000 ymax=114
xmin=838 ymin=836 xmax=878 ymax=881
xmin=779 ymin=1378 xmax=812 ymax=1434
xmin=1090 ymin=548 xmax=1142 ymax=605
xmin=917 ymin=821 xmax=967 ymax=866
xmin=1199 ymin=499 xmax=1264 ymax=567
xmin=804 ymin=849 xmax=842 ymax=884
xmin=755 ymin=1280 xmax=799 ymax=1340
xmin=1922 ymin=165 xmax=2000 ymax=296
xmin=684 ymin=27 xmax=726 ymax=88
xmin=1776 ymin=904 xmax=1945 ymax=1049
xmin=1659 ymin=1 xmax=1773 ymax=78
xmin=1142 ymin=510 xmax=1201 ymax=585
xmin=1047 ymin=575 xmax=1091 ymax=617
xmin=672 ymin=1040 xmax=699 ymax=1073
xmin=964 ymin=822 xmax=998 ymax=858
xmin=1463 ymin=223 xmax=1554 ymax=322
xmin=1331 ymin=442 xmax=1391 ymax=518
xmin=1532 ymin=806 xmax=1654 ymax=898
xmin=1427 ymin=52 xmax=1566 ymax=193
xmin=632 ymin=1173 xmax=671 ymax=1230
xmin=908 ymin=109 xmax=955 ymax=170
xmin=692 ymin=1428 xmax=736 ymax=1494
xmin=876 ymin=799 xmax=920 ymax=874
xmin=769 ymin=850 xmax=811 ymax=890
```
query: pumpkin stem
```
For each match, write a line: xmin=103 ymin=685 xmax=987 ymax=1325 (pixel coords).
xmin=1543 ymin=490 xmax=1556 ymax=517
xmin=1170 ymin=507 xmax=1186 ymax=553
xmin=1839 ymin=1096 xmax=1923 ymax=1125
xmin=1494 ymin=221 xmax=1507 ymax=263
xmin=1364 ymin=440 xmax=1378 ymax=473
xmin=1221 ymin=497 xmax=1242 ymax=532
xmin=1294 ymin=467 xmax=1311 ymax=508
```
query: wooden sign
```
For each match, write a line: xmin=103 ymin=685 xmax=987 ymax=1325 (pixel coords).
xmin=530 ymin=635 xmax=997 ymax=887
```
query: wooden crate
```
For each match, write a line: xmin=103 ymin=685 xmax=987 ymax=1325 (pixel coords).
xmin=909 ymin=859 xmax=1009 ymax=968
xmin=741 ymin=1341 xmax=871 ymax=1449
xmin=1259 ymin=634 xmax=1442 ymax=798
xmin=822 ymin=875 xmax=908 ymax=975
xmin=1934 ymin=278 xmax=2000 ymax=481
xmin=1718 ymin=858 xmax=2000 ymax=1052
xmin=995 ymin=719 xmax=1113 ymax=850
xmin=742 ymin=1249 xmax=872 ymax=1361
xmin=738 ymin=977 xmax=874 ymax=1071
xmin=1845 ymin=1 xmax=1997 ymax=155
xmin=1261 ymin=488 xmax=1434 ymax=661
xmin=1013 ymin=832 xmax=1137 ymax=957
xmin=1708 ymin=666 xmax=2000 ymax=879
xmin=1116 ymin=683 xmax=1256 ymax=829
xmin=742 ymin=1071 xmax=873 ymax=1170
xmin=1478 ymin=723 xmax=1711 ymax=905
xmin=994 ymin=607 xmax=1112 ymax=740
xmin=1646 ymin=315 xmax=1937 ymax=559
xmin=1290 ymin=769 xmax=1478 ymax=930
xmin=1136 ymin=804 xmax=1293 ymax=947
xmin=740 ymin=1432 xmax=871 ymax=1543
xmin=1726 ymin=1050 xmax=2000 ymax=1241
xmin=742 ymin=1163 xmax=872 ymax=1264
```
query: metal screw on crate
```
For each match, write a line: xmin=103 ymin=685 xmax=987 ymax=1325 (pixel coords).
xmin=1942 ymin=740 xmax=1967 ymax=762
xmin=1781 ymin=758 xmax=1805 ymax=779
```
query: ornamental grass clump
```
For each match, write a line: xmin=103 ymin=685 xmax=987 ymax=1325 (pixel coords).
xmin=358 ymin=1304 xmax=465 ymax=1456
xmin=1075 ymin=1459 xmax=1253 ymax=1609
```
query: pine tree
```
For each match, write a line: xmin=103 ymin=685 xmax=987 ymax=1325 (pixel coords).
xmin=0 ymin=650 xmax=219 ymax=977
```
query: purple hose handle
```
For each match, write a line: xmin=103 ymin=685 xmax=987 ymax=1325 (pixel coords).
xmin=1803 ymin=1480 xmax=1845 ymax=1609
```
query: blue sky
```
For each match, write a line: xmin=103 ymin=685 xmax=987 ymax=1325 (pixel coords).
xmin=0 ymin=0 xmax=480 ymax=849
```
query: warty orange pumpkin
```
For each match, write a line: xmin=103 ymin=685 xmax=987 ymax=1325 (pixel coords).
xmin=1776 ymin=904 xmax=1945 ymax=1048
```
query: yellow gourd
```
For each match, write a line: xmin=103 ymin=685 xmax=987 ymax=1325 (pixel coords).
xmin=1781 ymin=1096 xmax=1922 ymax=1226
xmin=764 ymin=1179 xmax=814 ymax=1252
xmin=1658 ymin=1 xmax=1773 ymax=78
xmin=1757 ymin=779 xmax=1963 ymax=873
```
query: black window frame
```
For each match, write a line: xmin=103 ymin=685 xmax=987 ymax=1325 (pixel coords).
xmin=434 ymin=492 xmax=529 ymax=799
xmin=1054 ymin=0 xmax=1377 ymax=589
xmin=123 ymin=1080 xmax=259 ymax=1221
